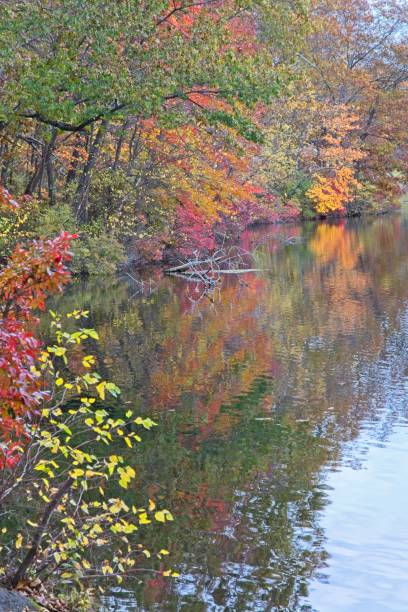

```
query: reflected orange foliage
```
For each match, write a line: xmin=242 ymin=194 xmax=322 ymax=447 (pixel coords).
xmin=310 ymin=223 xmax=361 ymax=269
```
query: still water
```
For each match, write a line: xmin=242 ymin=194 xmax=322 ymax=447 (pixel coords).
xmin=53 ymin=213 xmax=408 ymax=611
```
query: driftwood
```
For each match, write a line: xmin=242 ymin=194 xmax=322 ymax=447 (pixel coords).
xmin=165 ymin=256 xmax=224 ymax=273
xmin=164 ymin=247 xmax=267 ymax=289
xmin=163 ymin=245 xmax=269 ymax=312
xmin=181 ymin=268 xmax=265 ymax=275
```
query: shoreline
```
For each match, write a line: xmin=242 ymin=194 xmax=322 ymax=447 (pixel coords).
xmin=122 ymin=204 xmax=401 ymax=272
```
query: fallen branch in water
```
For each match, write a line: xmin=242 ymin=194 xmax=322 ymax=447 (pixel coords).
xmin=165 ymin=256 xmax=224 ymax=273
xmin=173 ymin=268 xmax=266 ymax=275
xmin=164 ymin=247 xmax=268 ymax=288
xmin=165 ymin=246 xmax=265 ymax=312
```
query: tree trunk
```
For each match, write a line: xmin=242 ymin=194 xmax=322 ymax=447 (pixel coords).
xmin=1 ymin=137 xmax=17 ymax=187
xmin=66 ymin=133 xmax=82 ymax=185
xmin=46 ymin=128 xmax=58 ymax=206
xmin=74 ymin=120 xmax=107 ymax=224
xmin=127 ymin=122 xmax=140 ymax=173
xmin=25 ymin=129 xmax=57 ymax=199
xmin=113 ymin=118 xmax=129 ymax=171
xmin=24 ymin=158 xmax=43 ymax=196
xmin=0 ymin=143 xmax=9 ymax=185
xmin=360 ymin=105 xmax=377 ymax=143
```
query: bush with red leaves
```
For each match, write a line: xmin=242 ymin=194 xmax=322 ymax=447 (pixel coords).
xmin=0 ymin=187 xmax=76 ymax=467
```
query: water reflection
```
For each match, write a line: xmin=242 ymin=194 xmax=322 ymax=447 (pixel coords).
xmin=50 ymin=213 xmax=408 ymax=610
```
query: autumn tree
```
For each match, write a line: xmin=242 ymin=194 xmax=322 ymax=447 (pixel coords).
xmin=304 ymin=0 xmax=408 ymax=209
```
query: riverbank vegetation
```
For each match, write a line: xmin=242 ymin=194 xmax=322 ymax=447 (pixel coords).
xmin=1 ymin=0 xmax=408 ymax=270
xmin=0 ymin=216 xmax=176 ymax=608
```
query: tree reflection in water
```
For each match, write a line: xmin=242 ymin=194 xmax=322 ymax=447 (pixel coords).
xmin=47 ymin=213 xmax=408 ymax=610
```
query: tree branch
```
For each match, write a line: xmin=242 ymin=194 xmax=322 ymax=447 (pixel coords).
xmin=8 ymin=477 xmax=73 ymax=588
xmin=156 ymin=0 xmax=219 ymax=28
xmin=20 ymin=102 xmax=127 ymax=133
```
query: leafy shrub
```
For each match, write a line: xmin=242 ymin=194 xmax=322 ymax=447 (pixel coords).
xmin=0 ymin=311 xmax=177 ymax=603
xmin=347 ymin=181 xmax=401 ymax=216
xmin=87 ymin=169 xmax=176 ymax=245
xmin=35 ymin=204 xmax=126 ymax=275
xmin=72 ymin=226 xmax=127 ymax=276
xmin=0 ymin=190 xmax=39 ymax=258
xmin=276 ymin=174 xmax=316 ymax=219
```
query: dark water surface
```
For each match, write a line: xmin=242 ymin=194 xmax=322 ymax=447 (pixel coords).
xmin=53 ymin=214 xmax=408 ymax=611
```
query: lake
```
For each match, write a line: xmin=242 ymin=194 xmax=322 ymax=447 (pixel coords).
xmin=52 ymin=212 xmax=408 ymax=611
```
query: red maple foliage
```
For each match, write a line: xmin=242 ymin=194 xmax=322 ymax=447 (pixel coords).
xmin=0 ymin=187 xmax=76 ymax=467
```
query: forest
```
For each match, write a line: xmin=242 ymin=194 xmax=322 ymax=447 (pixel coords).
xmin=1 ymin=0 xmax=408 ymax=270
xmin=1 ymin=1 xmax=408 ymax=610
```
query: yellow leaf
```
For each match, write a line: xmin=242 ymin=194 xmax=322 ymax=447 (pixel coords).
xmin=70 ymin=468 xmax=85 ymax=479
xmin=82 ymin=355 xmax=95 ymax=369
xmin=56 ymin=378 xmax=64 ymax=386
xmin=139 ymin=512 xmax=151 ymax=525
xmin=149 ymin=499 xmax=156 ymax=511
xmin=15 ymin=533 xmax=23 ymax=549
xmin=155 ymin=509 xmax=174 ymax=523
xmin=126 ymin=466 xmax=136 ymax=478
xmin=109 ymin=500 xmax=123 ymax=514
xmin=96 ymin=382 xmax=106 ymax=400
